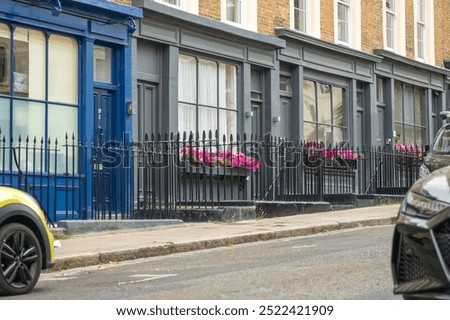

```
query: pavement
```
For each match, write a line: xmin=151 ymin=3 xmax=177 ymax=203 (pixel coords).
xmin=49 ymin=204 xmax=401 ymax=272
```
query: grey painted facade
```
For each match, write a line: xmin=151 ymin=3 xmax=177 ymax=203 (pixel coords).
xmin=132 ymin=0 xmax=450 ymax=150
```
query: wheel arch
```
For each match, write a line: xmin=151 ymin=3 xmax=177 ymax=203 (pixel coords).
xmin=0 ymin=204 xmax=53 ymax=270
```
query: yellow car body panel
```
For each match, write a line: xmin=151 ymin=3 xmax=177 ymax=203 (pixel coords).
xmin=0 ymin=186 xmax=55 ymax=262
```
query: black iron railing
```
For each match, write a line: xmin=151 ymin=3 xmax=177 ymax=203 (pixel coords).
xmin=0 ymin=131 xmax=422 ymax=221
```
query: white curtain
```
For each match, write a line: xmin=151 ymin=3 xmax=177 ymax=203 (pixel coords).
xmin=178 ymin=55 xmax=237 ymax=138
xmin=198 ymin=59 xmax=217 ymax=135
xmin=178 ymin=55 xmax=197 ymax=134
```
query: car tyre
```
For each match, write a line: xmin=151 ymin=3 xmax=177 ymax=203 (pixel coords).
xmin=0 ymin=223 xmax=42 ymax=295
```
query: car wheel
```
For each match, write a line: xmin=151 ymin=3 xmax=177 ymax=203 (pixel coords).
xmin=0 ymin=223 xmax=42 ymax=295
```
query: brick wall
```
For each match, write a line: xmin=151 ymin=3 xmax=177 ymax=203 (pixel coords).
xmin=199 ymin=0 xmax=221 ymax=20
xmin=258 ymin=0 xmax=289 ymax=35
xmin=404 ymin=0 xmax=415 ymax=59
xmin=361 ymin=0 xmax=383 ymax=53
xmin=434 ymin=0 xmax=450 ymax=68
xmin=320 ymin=0 xmax=334 ymax=42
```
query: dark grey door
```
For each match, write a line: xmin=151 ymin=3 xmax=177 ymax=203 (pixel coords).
xmin=136 ymin=82 xmax=157 ymax=142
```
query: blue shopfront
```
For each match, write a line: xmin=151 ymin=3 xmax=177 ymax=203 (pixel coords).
xmin=0 ymin=0 xmax=142 ymax=221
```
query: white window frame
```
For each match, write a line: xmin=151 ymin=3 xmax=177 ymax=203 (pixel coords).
xmin=157 ymin=0 xmax=199 ymax=15
xmin=416 ymin=0 xmax=425 ymax=61
xmin=293 ymin=0 xmax=307 ymax=33
xmin=383 ymin=0 xmax=406 ymax=55
xmin=226 ymin=0 xmax=242 ymax=24
xmin=334 ymin=0 xmax=361 ymax=49
xmin=290 ymin=0 xmax=320 ymax=37
xmin=336 ymin=0 xmax=350 ymax=45
xmin=221 ymin=0 xmax=257 ymax=32
xmin=385 ymin=0 xmax=396 ymax=50
xmin=162 ymin=0 xmax=181 ymax=6
xmin=414 ymin=0 xmax=435 ymax=64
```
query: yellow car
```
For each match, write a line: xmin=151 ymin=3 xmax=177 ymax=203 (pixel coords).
xmin=0 ymin=186 xmax=54 ymax=295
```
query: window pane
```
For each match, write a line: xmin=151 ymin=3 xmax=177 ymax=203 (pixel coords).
xmin=404 ymin=85 xmax=414 ymax=124
xmin=303 ymin=80 xmax=316 ymax=122
xmin=94 ymin=45 xmax=112 ymax=83
xmin=395 ymin=123 xmax=403 ymax=145
xmin=12 ymin=100 xmax=45 ymax=141
xmin=178 ymin=103 xmax=196 ymax=134
xmin=219 ymin=109 xmax=237 ymax=138
xmin=386 ymin=13 xmax=394 ymax=49
xmin=226 ymin=0 xmax=240 ymax=23
xmin=337 ymin=3 xmax=349 ymax=42
xmin=394 ymin=82 xmax=402 ymax=121
xmin=49 ymin=34 xmax=78 ymax=104
xmin=318 ymin=84 xmax=331 ymax=124
xmin=198 ymin=106 xmax=216 ymax=134
xmin=179 ymin=55 xmax=197 ymax=104
xmin=294 ymin=0 xmax=306 ymax=32
xmin=332 ymin=87 xmax=344 ymax=126
xmin=415 ymin=126 xmax=425 ymax=147
xmin=414 ymin=88 xmax=424 ymax=126
xmin=48 ymin=105 xmax=78 ymax=144
xmin=386 ymin=0 xmax=395 ymax=11
xmin=303 ymin=122 xmax=317 ymax=142
xmin=280 ymin=75 xmax=292 ymax=93
xmin=417 ymin=23 xmax=424 ymax=59
xmin=0 ymin=98 xmax=9 ymax=140
xmin=321 ymin=125 xmax=333 ymax=147
xmin=48 ymin=104 xmax=78 ymax=173
xmin=0 ymin=23 xmax=10 ymax=95
xmin=14 ymin=28 xmax=45 ymax=99
xmin=333 ymin=127 xmax=345 ymax=146
xmin=404 ymin=124 xmax=415 ymax=146
xmin=199 ymin=59 xmax=218 ymax=106
xmin=220 ymin=63 xmax=236 ymax=111
xmin=376 ymin=77 xmax=383 ymax=103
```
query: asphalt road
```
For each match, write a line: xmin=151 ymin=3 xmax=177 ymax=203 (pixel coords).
xmin=3 ymin=225 xmax=400 ymax=300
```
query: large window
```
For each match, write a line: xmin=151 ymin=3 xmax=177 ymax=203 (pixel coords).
xmin=394 ymin=82 xmax=426 ymax=146
xmin=303 ymin=80 xmax=346 ymax=147
xmin=386 ymin=0 xmax=396 ymax=50
xmin=178 ymin=54 xmax=237 ymax=138
xmin=0 ymin=23 xmax=78 ymax=171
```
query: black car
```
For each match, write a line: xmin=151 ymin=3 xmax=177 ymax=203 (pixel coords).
xmin=420 ymin=111 xmax=450 ymax=177
xmin=391 ymin=165 xmax=450 ymax=299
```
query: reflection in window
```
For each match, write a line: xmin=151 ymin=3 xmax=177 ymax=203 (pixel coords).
xmin=0 ymin=25 xmax=79 ymax=173
xmin=394 ymin=81 xmax=426 ymax=146
xmin=303 ymin=79 xmax=346 ymax=147
xmin=280 ymin=75 xmax=292 ymax=93
xmin=13 ymin=27 xmax=45 ymax=99
xmin=0 ymin=23 xmax=10 ymax=94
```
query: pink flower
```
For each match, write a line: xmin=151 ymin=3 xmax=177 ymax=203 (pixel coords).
xmin=180 ymin=147 xmax=261 ymax=171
